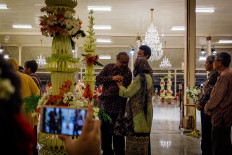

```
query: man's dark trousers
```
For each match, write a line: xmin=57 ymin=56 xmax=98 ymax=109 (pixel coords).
xmin=211 ymin=124 xmax=232 ymax=155
xmin=201 ymin=109 xmax=212 ymax=155
xmin=101 ymin=113 xmax=125 ymax=155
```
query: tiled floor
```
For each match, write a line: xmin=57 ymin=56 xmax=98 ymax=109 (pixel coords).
xmin=150 ymin=100 xmax=202 ymax=155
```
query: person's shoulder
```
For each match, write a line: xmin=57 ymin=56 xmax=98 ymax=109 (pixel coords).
xmin=145 ymin=73 xmax=152 ymax=79
xmin=102 ymin=63 xmax=115 ymax=69
xmin=134 ymin=74 xmax=140 ymax=80
xmin=221 ymin=68 xmax=232 ymax=77
xmin=18 ymin=72 xmax=30 ymax=79
xmin=211 ymin=70 xmax=220 ymax=77
xmin=105 ymin=63 xmax=115 ymax=68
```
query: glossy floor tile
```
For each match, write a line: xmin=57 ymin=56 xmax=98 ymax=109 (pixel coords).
xmin=151 ymin=101 xmax=202 ymax=155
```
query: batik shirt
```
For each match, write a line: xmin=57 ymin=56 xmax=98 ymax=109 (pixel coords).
xmin=198 ymin=70 xmax=219 ymax=108
xmin=205 ymin=68 xmax=232 ymax=127
xmin=30 ymin=73 xmax=42 ymax=95
xmin=96 ymin=63 xmax=132 ymax=114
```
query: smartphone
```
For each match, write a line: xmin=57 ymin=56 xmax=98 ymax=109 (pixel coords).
xmin=40 ymin=106 xmax=86 ymax=136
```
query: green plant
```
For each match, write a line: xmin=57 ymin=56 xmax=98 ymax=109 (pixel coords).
xmin=98 ymin=105 xmax=112 ymax=124
xmin=24 ymin=94 xmax=41 ymax=113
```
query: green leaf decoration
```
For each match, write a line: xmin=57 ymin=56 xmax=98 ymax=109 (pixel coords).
xmin=24 ymin=94 xmax=41 ymax=113
xmin=98 ymin=105 xmax=112 ymax=124
xmin=46 ymin=54 xmax=80 ymax=63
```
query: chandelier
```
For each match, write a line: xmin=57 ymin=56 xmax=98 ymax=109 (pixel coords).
xmin=36 ymin=40 xmax=46 ymax=67
xmin=143 ymin=8 xmax=163 ymax=61
xmin=160 ymin=41 xmax=172 ymax=70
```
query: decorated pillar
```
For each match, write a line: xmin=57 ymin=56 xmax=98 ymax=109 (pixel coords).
xmin=18 ymin=44 xmax=22 ymax=66
xmin=206 ymin=36 xmax=212 ymax=56
xmin=184 ymin=0 xmax=196 ymax=113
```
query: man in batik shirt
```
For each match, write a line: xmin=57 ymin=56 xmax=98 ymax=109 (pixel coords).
xmin=96 ymin=52 xmax=132 ymax=155
xmin=205 ymin=52 xmax=232 ymax=155
xmin=197 ymin=55 xmax=219 ymax=155
xmin=24 ymin=60 xmax=42 ymax=95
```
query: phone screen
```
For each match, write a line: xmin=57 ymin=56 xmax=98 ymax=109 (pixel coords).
xmin=40 ymin=107 xmax=86 ymax=136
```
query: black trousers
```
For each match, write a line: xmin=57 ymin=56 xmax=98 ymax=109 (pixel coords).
xmin=101 ymin=113 xmax=125 ymax=155
xmin=201 ymin=109 xmax=212 ymax=155
xmin=211 ymin=125 xmax=232 ymax=155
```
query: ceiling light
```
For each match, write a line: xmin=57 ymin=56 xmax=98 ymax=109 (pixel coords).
xmin=34 ymin=4 xmax=44 ymax=7
xmin=88 ymin=6 xmax=111 ymax=11
xmin=4 ymin=54 xmax=9 ymax=59
xmin=201 ymin=48 xmax=206 ymax=56
xmin=4 ymin=36 xmax=10 ymax=42
xmin=172 ymin=26 xmax=185 ymax=31
xmin=199 ymin=56 xmax=206 ymax=61
xmin=196 ymin=7 xmax=215 ymax=13
xmin=93 ymin=25 xmax=111 ymax=30
xmin=96 ymin=38 xmax=111 ymax=43
xmin=211 ymin=46 xmax=217 ymax=55
xmin=143 ymin=9 xmax=163 ymax=61
xmin=0 ymin=4 xmax=8 ymax=9
xmin=160 ymin=41 xmax=172 ymax=70
xmin=130 ymin=48 xmax=135 ymax=55
xmin=99 ymin=55 xmax=111 ymax=59
xmin=13 ymin=24 xmax=32 ymax=29
xmin=218 ymin=40 xmax=232 ymax=43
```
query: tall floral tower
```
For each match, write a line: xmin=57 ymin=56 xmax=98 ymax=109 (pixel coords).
xmin=82 ymin=10 xmax=96 ymax=93
xmin=38 ymin=0 xmax=85 ymax=154
xmin=160 ymin=77 xmax=166 ymax=98
xmin=164 ymin=71 xmax=174 ymax=99
xmin=82 ymin=10 xmax=102 ymax=101
xmin=164 ymin=71 xmax=174 ymax=104
xmin=40 ymin=0 xmax=85 ymax=95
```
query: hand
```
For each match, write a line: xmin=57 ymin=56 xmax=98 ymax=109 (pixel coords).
xmin=116 ymin=81 xmax=123 ymax=87
xmin=196 ymin=102 xmax=202 ymax=111
xmin=95 ymin=98 xmax=101 ymax=107
xmin=204 ymin=104 xmax=212 ymax=116
xmin=112 ymin=75 xmax=124 ymax=82
xmin=59 ymin=105 xmax=101 ymax=155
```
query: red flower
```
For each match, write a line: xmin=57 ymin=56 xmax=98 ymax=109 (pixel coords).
xmin=79 ymin=20 xmax=82 ymax=29
xmin=65 ymin=80 xmax=72 ymax=87
xmin=36 ymin=107 xmax=41 ymax=113
xmin=83 ymin=83 xmax=93 ymax=101
xmin=56 ymin=14 xmax=64 ymax=19
xmin=40 ymin=21 xmax=45 ymax=26
xmin=47 ymin=82 xmax=52 ymax=88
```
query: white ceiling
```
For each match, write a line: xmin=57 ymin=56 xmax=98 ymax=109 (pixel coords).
xmin=0 ymin=0 xmax=232 ymax=69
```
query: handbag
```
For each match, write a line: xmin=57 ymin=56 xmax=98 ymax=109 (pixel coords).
xmin=114 ymin=103 xmax=134 ymax=136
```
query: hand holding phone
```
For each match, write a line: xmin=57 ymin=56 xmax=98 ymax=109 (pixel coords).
xmin=59 ymin=105 xmax=101 ymax=155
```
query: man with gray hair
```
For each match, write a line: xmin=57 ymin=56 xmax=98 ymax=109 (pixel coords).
xmin=197 ymin=55 xmax=219 ymax=155
xmin=96 ymin=52 xmax=132 ymax=155
xmin=205 ymin=52 xmax=232 ymax=155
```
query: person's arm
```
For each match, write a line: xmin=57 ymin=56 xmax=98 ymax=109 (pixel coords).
xmin=29 ymin=76 xmax=40 ymax=95
xmin=118 ymin=75 xmax=141 ymax=98
xmin=205 ymin=75 xmax=228 ymax=113
xmin=96 ymin=64 xmax=113 ymax=84
xmin=96 ymin=64 xmax=124 ymax=84
xmin=124 ymin=70 xmax=132 ymax=88
xmin=59 ymin=105 xmax=101 ymax=155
